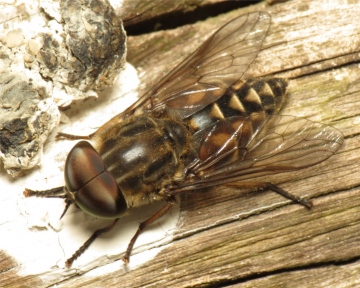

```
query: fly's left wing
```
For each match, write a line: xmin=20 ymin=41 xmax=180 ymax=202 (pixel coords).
xmin=93 ymin=12 xmax=271 ymax=141
xmin=122 ymin=11 xmax=271 ymax=119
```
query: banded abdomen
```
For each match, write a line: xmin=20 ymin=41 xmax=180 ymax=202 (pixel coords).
xmin=186 ymin=78 xmax=288 ymax=133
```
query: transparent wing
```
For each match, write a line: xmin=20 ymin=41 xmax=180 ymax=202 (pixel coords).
xmin=121 ymin=11 xmax=271 ymax=119
xmin=170 ymin=114 xmax=344 ymax=192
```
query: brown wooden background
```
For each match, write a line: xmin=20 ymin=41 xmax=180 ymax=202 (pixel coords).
xmin=2 ymin=0 xmax=360 ymax=287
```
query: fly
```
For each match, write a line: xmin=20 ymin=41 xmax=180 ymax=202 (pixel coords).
xmin=23 ymin=11 xmax=344 ymax=267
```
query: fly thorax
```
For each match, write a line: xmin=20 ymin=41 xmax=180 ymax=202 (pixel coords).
xmin=96 ymin=116 xmax=189 ymax=207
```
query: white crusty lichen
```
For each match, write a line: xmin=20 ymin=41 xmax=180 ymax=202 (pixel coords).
xmin=0 ymin=0 xmax=127 ymax=175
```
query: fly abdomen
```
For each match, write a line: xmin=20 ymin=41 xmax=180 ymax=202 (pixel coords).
xmin=231 ymin=78 xmax=287 ymax=115
xmin=187 ymin=78 xmax=288 ymax=132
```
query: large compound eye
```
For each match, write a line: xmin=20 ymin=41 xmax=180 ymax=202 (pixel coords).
xmin=65 ymin=141 xmax=127 ymax=219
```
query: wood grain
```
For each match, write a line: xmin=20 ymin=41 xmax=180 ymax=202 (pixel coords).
xmin=2 ymin=0 xmax=360 ymax=287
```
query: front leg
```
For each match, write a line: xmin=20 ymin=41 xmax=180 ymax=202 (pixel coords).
xmin=23 ymin=187 xmax=73 ymax=219
xmin=66 ymin=219 xmax=119 ymax=268
xmin=122 ymin=196 xmax=176 ymax=263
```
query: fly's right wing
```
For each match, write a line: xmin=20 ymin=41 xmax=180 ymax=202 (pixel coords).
xmin=170 ymin=114 xmax=344 ymax=192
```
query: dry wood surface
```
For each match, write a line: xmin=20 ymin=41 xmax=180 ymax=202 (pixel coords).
xmin=2 ymin=0 xmax=360 ymax=287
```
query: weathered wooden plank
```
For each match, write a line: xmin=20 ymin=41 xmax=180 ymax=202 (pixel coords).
xmin=58 ymin=0 xmax=360 ymax=287
xmin=1 ymin=0 xmax=360 ymax=287
xmin=228 ymin=261 xmax=360 ymax=287
xmin=57 ymin=188 xmax=360 ymax=287
xmin=84 ymin=188 xmax=360 ymax=287
xmin=118 ymin=0 xmax=205 ymax=26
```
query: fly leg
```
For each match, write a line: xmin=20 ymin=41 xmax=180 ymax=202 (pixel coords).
xmin=24 ymin=187 xmax=120 ymax=267
xmin=266 ymin=183 xmax=312 ymax=209
xmin=24 ymin=186 xmax=64 ymax=197
xmin=225 ymin=182 xmax=312 ymax=209
xmin=66 ymin=219 xmax=119 ymax=268
xmin=56 ymin=132 xmax=91 ymax=140
xmin=24 ymin=187 xmax=73 ymax=219
xmin=122 ymin=196 xmax=176 ymax=263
